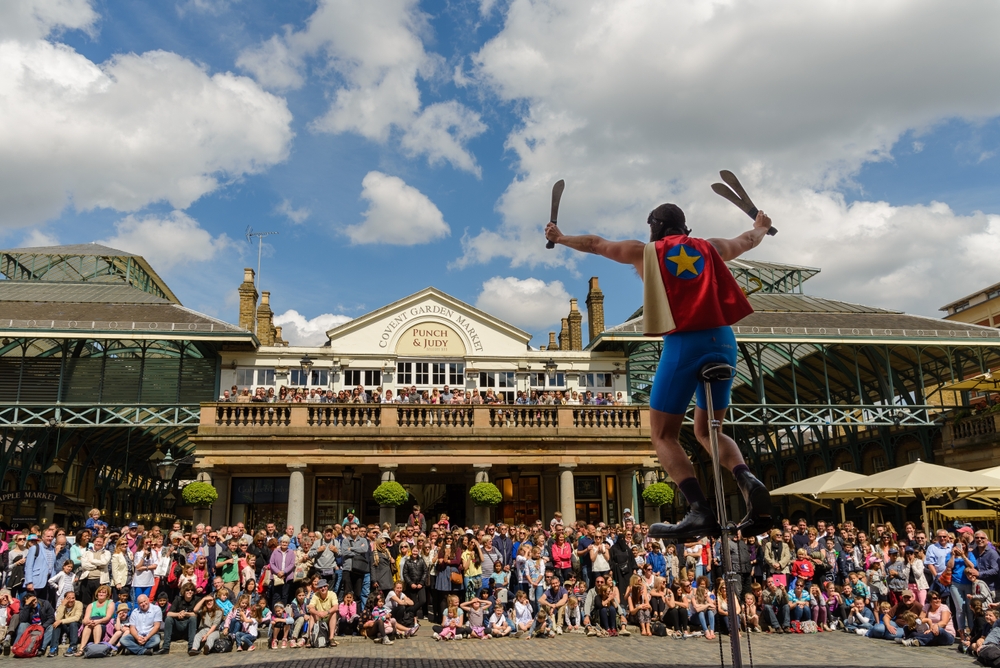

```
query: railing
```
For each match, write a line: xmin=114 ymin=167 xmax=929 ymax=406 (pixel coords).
xmin=215 ymin=404 xmax=291 ymax=427
xmin=574 ymin=407 xmax=642 ymax=429
xmin=396 ymin=406 xmax=473 ymax=428
xmin=309 ymin=405 xmax=381 ymax=427
xmin=491 ymin=407 xmax=558 ymax=428
xmin=951 ymin=414 xmax=999 ymax=440
xmin=0 ymin=404 xmax=202 ymax=427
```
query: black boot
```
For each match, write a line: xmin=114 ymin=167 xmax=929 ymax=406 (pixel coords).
xmin=734 ymin=469 xmax=773 ymax=536
xmin=648 ymin=502 xmax=720 ymax=540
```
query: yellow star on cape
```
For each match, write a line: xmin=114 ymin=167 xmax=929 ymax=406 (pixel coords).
xmin=666 ymin=246 xmax=702 ymax=276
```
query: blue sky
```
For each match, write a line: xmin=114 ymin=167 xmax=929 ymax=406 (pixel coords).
xmin=4 ymin=1 xmax=1000 ymax=346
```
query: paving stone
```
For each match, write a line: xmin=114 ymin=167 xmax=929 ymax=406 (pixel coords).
xmin=33 ymin=630 xmax=964 ymax=667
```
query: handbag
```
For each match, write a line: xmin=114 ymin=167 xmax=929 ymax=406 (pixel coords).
xmin=450 ymin=571 xmax=464 ymax=586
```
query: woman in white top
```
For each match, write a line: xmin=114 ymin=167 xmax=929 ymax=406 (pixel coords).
xmin=79 ymin=536 xmax=111 ymax=605
xmin=590 ymin=539 xmax=612 ymax=581
xmin=132 ymin=540 xmax=158 ymax=599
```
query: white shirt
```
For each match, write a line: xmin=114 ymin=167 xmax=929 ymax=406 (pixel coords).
xmin=133 ymin=550 xmax=158 ymax=588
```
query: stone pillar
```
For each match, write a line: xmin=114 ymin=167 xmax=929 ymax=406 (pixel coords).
xmin=210 ymin=471 xmax=230 ymax=528
xmin=287 ymin=464 xmax=307 ymax=532
xmin=617 ymin=470 xmax=636 ymax=524
xmin=473 ymin=465 xmax=492 ymax=528
xmin=379 ymin=465 xmax=399 ymax=528
xmin=642 ymin=470 xmax=660 ymax=524
xmin=558 ymin=465 xmax=577 ymax=526
xmin=585 ymin=277 xmax=605 ymax=343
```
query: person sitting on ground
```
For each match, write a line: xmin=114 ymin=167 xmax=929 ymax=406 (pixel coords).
xmin=512 ymin=590 xmax=534 ymax=636
xmin=74 ymin=586 xmax=113 ymax=655
xmin=844 ymin=598 xmax=875 ymax=636
xmin=119 ymin=595 xmax=162 ymax=656
xmin=432 ymin=595 xmax=467 ymax=641
xmin=459 ymin=598 xmax=489 ymax=639
xmin=742 ymin=592 xmax=761 ymax=633
xmin=45 ymin=591 xmax=82 ymax=657
xmin=488 ymin=603 xmax=511 ymax=637
xmin=911 ymin=590 xmax=955 ymax=647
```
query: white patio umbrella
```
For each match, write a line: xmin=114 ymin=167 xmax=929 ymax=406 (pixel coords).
xmin=770 ymin=468 xmax=870 ymax=523
xmin=821 ymin=460 xmax=1000 ymax=532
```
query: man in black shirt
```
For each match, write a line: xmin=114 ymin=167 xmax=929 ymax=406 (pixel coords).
xmin=156 ymin=585 xmax=197 ymax=654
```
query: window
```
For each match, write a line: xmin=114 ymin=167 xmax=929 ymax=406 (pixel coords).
xmin=547 ymin=372 xmax=565 ymax=388
xmin=529 ymin=372 xmax=545 ymax=388
xmin=499 ymin=476 xmax=540 ymax=527
xmin=840 ymin=461 xmax=855 ymax=472
xmin=871 ymin=455 xmax=886 ymax=473
xmin=345 ymin=369 xmax=381 ymax=387
xmin=416 ymin=362 xmax=429 ymax=385
xmin=953 ymin=301 xmax=971 ymax=313
xmin=907 ymin=449 xmax=919 ymax=463
xmin=448 ymin=363 xmax=464 ymax=386
xmin=289 ymin=369 xmax=328 ymax=386
xmin=235 ymin=368 xmax=255 ymax=387
xmin=790 ymin=471 xmax=800 ymax=482
xmin=768 ymin=474 xmax=779 ymax=489
xmin=580 ymin=372 xmax=612 ymax=388
xmin=479 ymin=371 xmax=515 ymax=402
xmin=432 ymin=363 xmax=447 ymax=385
xmin=397 ymin=362 xmax=412 ymax=385
xmin=256 ymin=368 xmax=275 ymax=386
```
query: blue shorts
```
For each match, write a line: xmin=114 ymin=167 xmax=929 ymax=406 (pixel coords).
xmin=649 ymin=326 xmax=738 ymax=415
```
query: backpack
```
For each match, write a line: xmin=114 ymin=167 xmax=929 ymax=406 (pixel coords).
xmin=979 ymin=643 xmax=1000 ymax=667
xmin=210 ymin=637 xmax=233 ymax=654
xmin=83 ymin=643 xmax=115 ymax=659
xmin=651 ymin=621 xmax=667 ymax=636
xmin=800 ymin=621 xmax=818 ymax=634
xmin=11 ymin=624 xmax=45 ymax=658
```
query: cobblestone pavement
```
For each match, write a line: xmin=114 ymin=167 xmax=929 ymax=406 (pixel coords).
xmin=30 ymin=631 xmax=963 ymax=668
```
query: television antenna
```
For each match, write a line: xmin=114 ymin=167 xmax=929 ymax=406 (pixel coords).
xmin=245 ymin=226 xmax=278 ymax=334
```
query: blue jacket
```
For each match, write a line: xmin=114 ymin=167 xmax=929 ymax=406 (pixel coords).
xmin=646 ymin=551 xmax=667 ymax=578
xmin=24 ymin=541 xmax=56 ymax=590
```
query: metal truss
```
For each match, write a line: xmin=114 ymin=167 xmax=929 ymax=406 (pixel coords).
xmin=692 ymin=403 xmax=936 ymax=427
xmin=0 ymin=404 xmax=201 ymax=427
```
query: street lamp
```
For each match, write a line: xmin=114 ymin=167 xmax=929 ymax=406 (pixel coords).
xmin=545 ymin=358 xmax=558 ymax=373
xmin=156 ymin=450 xmax=180 ymax=481
xmin=342 ymin=466 xmax=354 ymax=484
xmin=163 ymin=492 xmax=176 ymax=510
xmin=299 ymin=355 xmax=314 ymax=385
xmin=44 ymin=463 xmax=64 ymax=491
xmin=508 ymin=466 xmax=521 ymax=485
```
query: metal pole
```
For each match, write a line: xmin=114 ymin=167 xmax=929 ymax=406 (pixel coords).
xmin=705 ymin=378 xmax=744 ymax=668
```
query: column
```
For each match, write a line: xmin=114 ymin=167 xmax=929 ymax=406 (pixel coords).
xmin=642 ymin=470 xmax=660 ymax=524
xmin=617 ymin=469 xmax=637 ymax=524
xmin=210 ymin=471 xmax=230 ymax=529
xmin=287 ymin=464 xmax=307 ymax=532
xmin=559 ymin=465 xmax=577 ymax=526
xmin=473 ymin=465 xmax=492 ymax=528
xmin=379 ymin=465 xmax=399 ymax=528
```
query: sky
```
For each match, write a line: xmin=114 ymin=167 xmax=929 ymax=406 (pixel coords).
xmin=4 ymin=0 xmax=1000 ymax=347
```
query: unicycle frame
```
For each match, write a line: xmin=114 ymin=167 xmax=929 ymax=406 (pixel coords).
xmin=703 ymin=376 xmax=744 ymax=668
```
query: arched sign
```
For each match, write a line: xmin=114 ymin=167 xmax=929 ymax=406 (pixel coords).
xmin=395 ymin=322 xmax=467 ymax=357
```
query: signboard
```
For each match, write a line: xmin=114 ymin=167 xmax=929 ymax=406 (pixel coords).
xmin=0 ymin=491 xmax=73 ymax=505
xmin=377 ymin=304 xmax=484 ymax=352
xmin=395 ymin=323 xmax=467 ymax=357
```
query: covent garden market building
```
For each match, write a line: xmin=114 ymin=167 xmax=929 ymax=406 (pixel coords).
xmin=2 ymin=243 xmax=1000 ymax=533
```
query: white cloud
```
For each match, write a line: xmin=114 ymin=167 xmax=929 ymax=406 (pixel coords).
xmin=0 ymin=39 xmax=293 ymax=228
xmin=479 ymin=0 xmax=500 ymax=18
xmin=455 ymin=0 xmax=1000 ymax=317
xmin=344 ymin=171 xmax=449 ymax=245
xmin=0 ymin=0 xmax=97 ymax=41
xmin=176 ymin=0 xmax=242 ymax=17
xmin=273 ymin=309 xmax=352 ymax=346
xmin=475 ymin=276 xmax=571 ymax=331
xmin=238 ymin=0 xmax=485 ymax=174
xmin=98 ymin=211 xmax=232 ymax=271
xmin=19 ymin=229 xmax=59 ymax=248
xmin=275 ymin=198 xmax=310 ymax=224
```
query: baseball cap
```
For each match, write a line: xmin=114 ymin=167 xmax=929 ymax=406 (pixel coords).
xmin=904 ymin=546 xmax=915 ymax=554
xmin=27 ymin=533 xmax=38 ymax=541
xmin=888 ymin=547 xmax=898 ymax=554
xmin=957 ymin=526 xmax=974 ymax=535
xmin=128 ymin=522 xmax=138 ymax=529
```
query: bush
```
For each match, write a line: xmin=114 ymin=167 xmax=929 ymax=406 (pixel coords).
xmin=469 ymin=482 xmax=503 ymax=507
xmin=642 ymin=482 xmax=674 ymax=507
xmin=181 ymin=482 xmax=218 ymax=508
xmin=373 ymin=481 xmax=408 ymax=507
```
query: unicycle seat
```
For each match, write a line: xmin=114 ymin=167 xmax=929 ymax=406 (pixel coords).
xmin=697 ymin=362 xmax=736 ymax=384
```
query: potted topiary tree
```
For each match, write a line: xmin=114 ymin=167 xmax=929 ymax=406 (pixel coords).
xmin=469 ymin=482 xmax=502 ymax=527
xmin=641 ymin=482 xmax=674 ymax=524
xmin=181 ymin=481 xmax=219 ymax=527
xmin=373 ymin=481 xmax=408 ymax=527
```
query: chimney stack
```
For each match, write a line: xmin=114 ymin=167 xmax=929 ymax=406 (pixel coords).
xmin=256 ymin=291 xmax=275 ymax=346
xmin=274 ymin=326 xmax=287 ymax=346
xmin=548 ymin=331 xmax=557 ymax=350
xmin=238 ymin=268 xmax=258 ymax=333
xmin=558 ymin=317 xmax=569 ymax=351
xmin=568 ymin=299 xmax=583 ymax=351
xmin=586 ymin=277 xmax=605 ymax=343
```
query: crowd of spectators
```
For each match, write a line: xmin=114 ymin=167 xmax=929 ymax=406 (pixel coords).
xmin=219 ymin=384 xmax=628 ymax=407
xmin=1 ymin=508 xmax=997 ymax=661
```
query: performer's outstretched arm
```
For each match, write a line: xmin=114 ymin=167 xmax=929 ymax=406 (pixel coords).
xmin=544 ymin=223 xmax=645 ymax=277
xmin=707 ymin=211 xmax=773 ymax=261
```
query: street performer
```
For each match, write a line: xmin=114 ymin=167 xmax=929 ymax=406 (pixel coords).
xmin=545 ymin=203 xmax=773 ymax=540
